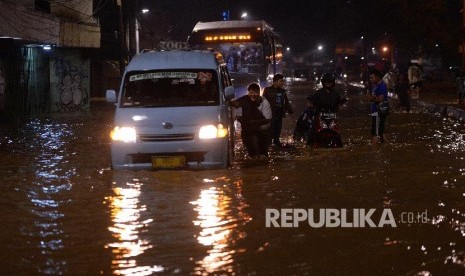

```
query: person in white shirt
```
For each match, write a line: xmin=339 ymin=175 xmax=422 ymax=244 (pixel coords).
xmin=231 ymin=83 xmax=272 ymax=157
xmin=408 ymin=62 xmax=422 ymax=99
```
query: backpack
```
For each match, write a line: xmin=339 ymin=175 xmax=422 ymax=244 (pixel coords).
xmin=264 ymin=88 xmax=285 ymax=115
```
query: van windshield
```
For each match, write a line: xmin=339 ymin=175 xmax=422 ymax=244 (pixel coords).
xmin=121 ymin=69 xmax=219 ymax=107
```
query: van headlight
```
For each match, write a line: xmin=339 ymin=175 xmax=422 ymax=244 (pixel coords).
xmin=199 ymin=124 xmax=228 ymax=139
xmin=110 ymin=126 xmax=137 ymax=143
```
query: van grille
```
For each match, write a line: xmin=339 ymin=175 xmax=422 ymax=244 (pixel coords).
xmin=139 ymin=133 xmax=195 ymax=142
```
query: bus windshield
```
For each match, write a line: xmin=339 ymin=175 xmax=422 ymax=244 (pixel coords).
xmin=212 ymin=43 xmax=263 ymax=75
xmin=121 ymin=69 xmax=219 ymax=108
xmin=188 ymin=20 xmax=283 ymax=82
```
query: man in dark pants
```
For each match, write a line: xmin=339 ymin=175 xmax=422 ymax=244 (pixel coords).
xmin=366 ymin=69 xmax=389 ymax=145
xmin=232 ymin=83 xmax=272 ymax=157
xmin=263 ymin=74 xmax=293 ymax=147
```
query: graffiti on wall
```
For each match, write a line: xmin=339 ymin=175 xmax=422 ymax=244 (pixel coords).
xmin=52 ymin=55 xmax=89 ymax=112
xmin=0 ymin=69 xmax=5 ymax=112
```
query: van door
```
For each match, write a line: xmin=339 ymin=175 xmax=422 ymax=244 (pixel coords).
xmin=220 ymin=65 xmax=235 ymax=162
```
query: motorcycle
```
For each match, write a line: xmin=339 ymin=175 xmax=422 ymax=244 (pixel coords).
xmin=312 ymin=109 xmax=343 ymax=148
xmin=311 ymin=98 xmax=347 ymax=148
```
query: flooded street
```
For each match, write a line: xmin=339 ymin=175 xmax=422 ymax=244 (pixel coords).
xmin=1 ymin=82 xmax=465 ymax=275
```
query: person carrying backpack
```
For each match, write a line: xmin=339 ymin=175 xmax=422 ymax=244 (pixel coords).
xmin=263 ymin=74 xmax=294 ymax=147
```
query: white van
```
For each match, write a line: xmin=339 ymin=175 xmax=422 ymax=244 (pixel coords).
xmin=106 ymin=50 xmax=236 ymax=170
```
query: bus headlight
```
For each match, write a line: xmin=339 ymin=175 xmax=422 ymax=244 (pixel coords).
xmin=110 ymin=126 xmax=137 ymax=143
xmin=199 ymin=124 xmax=228 ymax=139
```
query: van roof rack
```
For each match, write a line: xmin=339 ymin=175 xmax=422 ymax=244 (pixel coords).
xmin=139 ymin=41 xmax=191 ymax=53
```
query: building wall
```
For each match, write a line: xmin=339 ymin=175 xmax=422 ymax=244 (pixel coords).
xmin=50 ymin=0 xmax=97 ymax=24
xmin=0 ymin=46 xmax=50 ymax=119
xmin=0 ymin=1 xmax=59 ymax=44
xmin=50 ymin=49 xmax=90 ymax=112
xmin=0 ymin=0 xmax=104 ymax=119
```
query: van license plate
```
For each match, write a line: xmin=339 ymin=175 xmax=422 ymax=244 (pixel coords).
xmin=152 ymin=156 xmax=186 ymax=169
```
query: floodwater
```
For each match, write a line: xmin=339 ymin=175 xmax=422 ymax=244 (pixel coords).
xmin=1 ymin=82 xmax=465 ymax=276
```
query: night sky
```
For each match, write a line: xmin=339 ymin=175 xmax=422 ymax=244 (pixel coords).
xmin=136 ymin=0 xmax=462 ymax=61
xmin=140 ymin=0 xmax=357 ymax=52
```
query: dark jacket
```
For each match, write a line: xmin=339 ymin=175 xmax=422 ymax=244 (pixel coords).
xmin=262 ymin=86 xmax=293 ymax=118
xmin=236 ymin=95 xmax=266 ymax=131
xmin=310 ymin=88 xmax=341 ymax=113
xmin=293 ymin=106 xmax=315 ymax=140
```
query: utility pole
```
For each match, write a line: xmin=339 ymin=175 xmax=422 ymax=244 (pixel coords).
xmin=391 ymin=42 xmax=395 ymax=66
xmin=117 ymin=0 xmax=126 ymax=76
xmin=127 ymin=0 xmax=137 ymax=58
xmin=462 ymin=0 xmax=465 ymax=68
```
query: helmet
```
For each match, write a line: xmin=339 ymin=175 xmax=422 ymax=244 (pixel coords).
xmin=321 ymin=73 xmax=335 ymax=84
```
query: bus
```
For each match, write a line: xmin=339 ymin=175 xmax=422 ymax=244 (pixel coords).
xmin=188 ymin=20 xmax=284 ymax=85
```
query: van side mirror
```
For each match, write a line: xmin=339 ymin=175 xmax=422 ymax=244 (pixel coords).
xmin=224 ymin=86 xmax=235 ymax=101
xmin=106 ymin=89 xmax=117 ymax=103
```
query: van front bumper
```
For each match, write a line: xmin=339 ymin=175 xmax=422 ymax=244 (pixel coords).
xmin=111 ymin=138 xmax=228 ymax=170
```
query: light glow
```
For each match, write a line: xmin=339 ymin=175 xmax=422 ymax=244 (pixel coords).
xmin=110 ymin=126 xmax=137 ymax=143
xmin=204 ymin=34 xmax=251 ymax=41
xmin=199 ymin=124 xmax=228 ymax=139
xmin=132 ymin=115 xmax=147 ymax=121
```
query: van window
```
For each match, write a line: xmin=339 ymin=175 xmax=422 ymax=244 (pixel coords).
xmin=121 ymin=69 xmax=219 ymax=107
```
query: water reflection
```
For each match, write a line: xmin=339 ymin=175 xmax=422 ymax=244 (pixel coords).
xmin=25 ymin=120 xmax=74 ymax=274
xmin=106 ymin=180 xmax=165 ymax=275
xmin=3 ymin=84 xmax=465 ymax=275
xmin=433 ymin=126 xmax=465 ymax=153
xmin=190 ymin=177 xmax=251 ymax=274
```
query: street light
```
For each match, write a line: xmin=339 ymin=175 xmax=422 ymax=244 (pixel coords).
xmin=241 ymin=12 xmax=248 ymax=19
xmin=141 ymin=8 xmax=149 ymax=14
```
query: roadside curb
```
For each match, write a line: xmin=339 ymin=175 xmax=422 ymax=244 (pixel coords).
xmin=413 ymin=99 xmax=465 ymax=121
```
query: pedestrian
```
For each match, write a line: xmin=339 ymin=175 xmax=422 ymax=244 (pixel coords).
xmin=263 ymin=73 xmax=294 ymax=147
xmin=408 ymin=62 xmax=422 ymax=99
xmin=293 ymin=96 xmax=316 ymax=145
xmin=396 ymin=73 xmax=411 ymax=113
xmin=232 ymin=82 xmax=272 ymax=158
xmin=366 ymin=69 xmax=388 ymax=145
xmin=455 ymin=69 xmax=465 ymax=106
xmin=383 ymin=67 xmax=398 ymax=93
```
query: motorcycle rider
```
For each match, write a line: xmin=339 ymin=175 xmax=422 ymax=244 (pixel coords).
xmin=307 ymin=73 xmax=345 ymax=147
xmin=310 ymin=73 xmax=342 ymax=113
